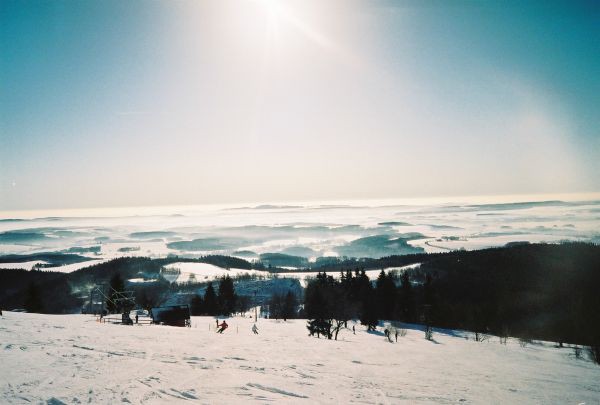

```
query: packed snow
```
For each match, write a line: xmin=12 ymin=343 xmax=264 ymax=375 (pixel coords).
xmin=1 ymin=312 xmax=598 ymax=404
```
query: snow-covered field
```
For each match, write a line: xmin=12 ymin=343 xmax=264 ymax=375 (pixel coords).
xmin=0 ymin=260 xmax=108 ymax=273
xmin=275 ymin=264 xmax=422 ymax=287
xmin=159 ymin=262 xmax=420 ymax=287
xmin=161 ymin=262 xmax=266 ymax=284
xmin=1 ymin=312 xmax=598 ymax=404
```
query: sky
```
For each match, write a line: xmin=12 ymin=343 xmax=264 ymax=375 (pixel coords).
xmin=1 ymin=0 xmax=599 ymax=211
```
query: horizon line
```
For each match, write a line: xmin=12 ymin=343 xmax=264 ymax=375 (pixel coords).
xmin=1 ymin=191 xmax=600 ymax=220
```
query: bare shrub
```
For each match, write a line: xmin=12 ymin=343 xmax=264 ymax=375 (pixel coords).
xmin=425 ymin=325 xmax=433 ymax=341
xmin=499 ymin=326 xmax=510 ymax=345
xmin=519 ymin=337 xmax=532 ymax=348
xmin=474 ymin=332 xmax=490 ymax=342
xmin=588 ymin=346 xmax=600 ymax=364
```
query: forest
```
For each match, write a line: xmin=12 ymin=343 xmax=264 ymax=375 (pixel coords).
xmin=302 ymin=243 xmax=600 ymax=363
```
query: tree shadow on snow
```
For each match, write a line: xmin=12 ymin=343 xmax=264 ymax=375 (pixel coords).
xmin=391 ymin=322 xmax=466 ymax=339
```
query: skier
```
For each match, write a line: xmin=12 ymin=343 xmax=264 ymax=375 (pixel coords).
xmin=395 ymin=329 xmax=399 ymax=342
xmin=252 ymin=323 xmax=259 ymax=334
xmin=217 ymin=320 xmax=228 ymax=333
xmin=352 ymin=325 xmax=355 ymax=335
xmin=135 ymin=314 xmax=139 ymax=324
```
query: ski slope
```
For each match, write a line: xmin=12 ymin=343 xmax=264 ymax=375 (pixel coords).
xmin=1 ymin=312 xmax=598 ymax=404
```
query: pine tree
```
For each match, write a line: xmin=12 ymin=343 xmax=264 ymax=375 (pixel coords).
xmin=268 ymin=292 xmax=284 ymax=319
xmin=282 ymin=290 xmax=297 ymax=320
xmin=305 ymin=272 xmax=333 ymax=338
xmin=397 ymin=271 xmax=416 ymax=322
xmin=422 ymin=273 xmax=436 ymax=340
xmin=217 ymin=275 xmax=236 ymax=316
xmin=376 ymin=270 xmax=396 ymax=320
xmin=24 ymin=282 xmax=44 ymax=313
xmin=107 ymin=273 xmax=125 ymax=313
xmin=360 ymin=292 xmax=378 ymax=331
xmin=356 ymin=270 xmax=378 ymax=331
xmin=203 ymin=282 xmax=218 ymax=315
xmin=190 ymin=294 xmax=204 ymax=315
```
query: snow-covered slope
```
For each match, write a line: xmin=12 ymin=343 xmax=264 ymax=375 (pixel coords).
xmin=161 ymin=262 xmax=264 ymax=284
xmin=1 ymin=312 xmax=598 ymax=404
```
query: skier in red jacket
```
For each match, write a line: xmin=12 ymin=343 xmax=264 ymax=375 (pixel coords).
xmin=217 ymin=320 xmax=228 ymax=333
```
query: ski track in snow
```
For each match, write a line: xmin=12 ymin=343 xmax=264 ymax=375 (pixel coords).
xmin=1 ymin=312 xmax=599 ymax=404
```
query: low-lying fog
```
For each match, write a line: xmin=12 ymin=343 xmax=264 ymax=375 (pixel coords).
xmin=1 ymin=196 xmax=599 ymax=269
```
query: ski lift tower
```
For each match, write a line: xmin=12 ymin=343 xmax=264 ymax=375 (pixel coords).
xmin=89 ymin=284 xmax=136 ymax=324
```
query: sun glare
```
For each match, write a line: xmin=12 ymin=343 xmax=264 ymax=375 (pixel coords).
xmin=254 ymin=0 xmax=335 ymax=50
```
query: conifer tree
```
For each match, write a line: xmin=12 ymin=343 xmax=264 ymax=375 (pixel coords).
xmin=397 ymin=271 xmax=416 ymax=322
xmin=376 ymin=270 xmax=396 ymax=320
xmin=24 ymin=282 xmax=44 ymax=313
xmin=282 ymin=290 xmax=297 ymax=320
xmin=190 ymin=294 xmax=204 ymax=315
xmin=107 ymin=272 xmax=125 ymax=313
xmin=356 ymin=271 xmax=378 ymax=330
xmin=203 ymin=282 xmax=218 ymax=315
xmin=217 ymin=275 xmax=236 ymax=315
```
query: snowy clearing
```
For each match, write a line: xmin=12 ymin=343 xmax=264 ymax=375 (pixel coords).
xmin=0 ymin=259 xmax=108 ymax=274
xmin=0 ymin=260 xmax=48 ymax=270
xmin=160 ymin=262 xmax=421 ymax=287
xmin=162 ymin=262 xmax=266 ymax=284
xmin=1 ymin=312 xmax=598 ymax=404
xmin=37 ymin=260 xmax=109 ymax=274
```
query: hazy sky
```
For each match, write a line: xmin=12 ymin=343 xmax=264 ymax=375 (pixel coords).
xmin=1 ymin=0 xmax=599 ymax=211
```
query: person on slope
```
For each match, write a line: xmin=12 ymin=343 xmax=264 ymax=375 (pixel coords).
xmin=217 ymin=320 xmax=228 ymax=333
xmin=252 ymin=323 xmax=259 ymax=334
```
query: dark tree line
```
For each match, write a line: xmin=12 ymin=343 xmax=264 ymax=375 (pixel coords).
xmin=268 ymin=290 xmax=298 ymax=320
xmin=415 ymin=243 xmax=600 ymax=353
xmin=304 ymin=269 xmax=421 ymax=340
xmin=268 ymin=253 xmax=429 ymax=274
xmin=0 ymin=268 xmax=81 ymax=314
xmin=309 ymin=271 xmax=363 ymax=339
xmin=304 ymin=243 xmax=600 ymax=364
xmin=190 ymin=275 xmax=243 ymax=316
